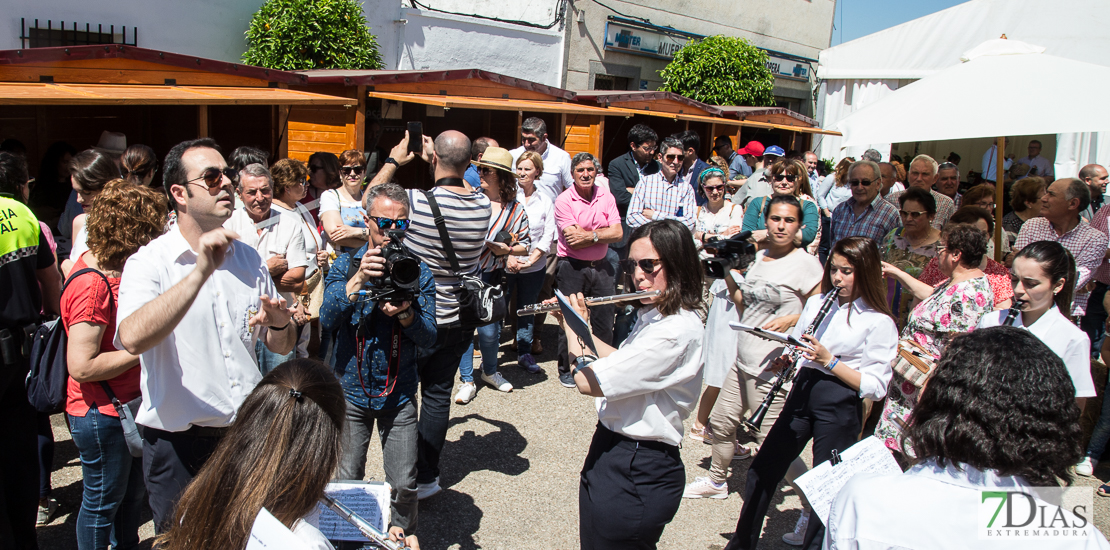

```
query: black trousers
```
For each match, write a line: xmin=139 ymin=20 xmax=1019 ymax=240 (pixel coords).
xmin=555 ymin=258 xmax=615 ymax=373
xmin=142 ymin=425 xmax=226 ymax=533
xmin=724 ymin=369 xmax=862 ymax=550
xmin=580 ymin=424 xmax=684 ymax=550
xmin=415 ymin=323 xmax=474 ymax=485
xmin=0 ymin=352 xmax=38 ymax=550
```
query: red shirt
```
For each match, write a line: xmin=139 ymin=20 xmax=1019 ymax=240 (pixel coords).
xmin=61 ymin=255 xmax=141 ymax=418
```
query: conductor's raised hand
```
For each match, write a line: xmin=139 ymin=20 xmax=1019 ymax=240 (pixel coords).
xmin=249 ymin=294 xmax=295 ymax=329
xmin=195 ymin=228 xmax=239 ymax=278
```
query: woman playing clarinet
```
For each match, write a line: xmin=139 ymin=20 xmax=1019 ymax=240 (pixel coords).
xmin=724 ymin=236 xmax=899 ymax=550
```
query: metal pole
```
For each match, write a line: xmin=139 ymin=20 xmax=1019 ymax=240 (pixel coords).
xmin=994 ymin=136 xmax=1005 ymax=261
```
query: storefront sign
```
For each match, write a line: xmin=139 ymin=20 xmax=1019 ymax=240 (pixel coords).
xmin=766 ymin=54 xmax=809 ymax=80
xmin=603 ymin=20 xmax=700 ymax=61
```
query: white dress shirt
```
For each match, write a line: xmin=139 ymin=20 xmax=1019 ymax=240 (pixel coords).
xmin=982 ymin=144 xmax=1013 ymax=182
xmin=978 ymin=306 xmax=1096 ymax=397
xmin=510 ymin=142 xmax=573 ymax=203
xmin=115 ymin=225 xmax=280 ymax=431
xmin=272 ymin=202 xmax=322 ymax=278
xmin=790 ymin=293 xmax=898 ymax=400
xmin=591 ymin=307 xmax=704 ymax=446
xmin=1017 ymin=154 xmax=1054 ymax=180
xmin=827 ymin=459 xmax=1110 ymax=549
xmin=516 ymin=188 xmax=556 ymax=274
xmin=224 ymin=207 xmax=307 ymax=304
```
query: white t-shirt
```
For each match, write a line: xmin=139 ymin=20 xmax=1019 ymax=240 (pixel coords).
xmin=735 ymin=249 xmax=824 ymax=380
xmin=223 ymin=207 xmax=308 ymax=305
xmin=695 ymin=201 xmax=745 ymax=240
xmin=977 ymin=306 xmax=1096 ymax=397
xmin=591 ymin=307 xmax=704 ymax=446
xmin=272 ymin=202 xmax=322 ymax=278
xmin=292 ymin=519 xmax=336 ymax=550
xmin=69 ymin=224 xmax=89 ymax=262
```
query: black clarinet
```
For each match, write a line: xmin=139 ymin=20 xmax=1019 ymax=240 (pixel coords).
xmin=743 ymin=286 xmax=841 ymax=432
xmin=1003 ymin=299 xmax=1027 ymax=326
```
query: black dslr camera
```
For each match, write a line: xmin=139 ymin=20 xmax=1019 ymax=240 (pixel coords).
xmin=369 ymin=229 xmax=422 ymax=305
xmin=701 ymin=232 xmax=756 ymax=279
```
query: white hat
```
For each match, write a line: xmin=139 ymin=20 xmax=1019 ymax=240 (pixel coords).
xmin=92 ymin=131 xmax=127 ymax=156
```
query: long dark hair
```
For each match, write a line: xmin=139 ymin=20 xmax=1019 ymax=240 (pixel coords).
xmin=308 ymin=152 xmax=341 ymax=190
xmin=1014 ymin=241 xmax=1076 ymax=314
xmin=157 ymin=359 xmax=346 ymax=550
xmin=823 ymin=237 xmax=894 ymax=320
xmin=70 ymin=149 xmax=121 ymax=193
xmin=121 ymin=144 xmax=158 ymax=186
xmin=907 ymin=326 xmax=1080 ymax=486
xmin=629 ymin=219 xmax=703 ymax=315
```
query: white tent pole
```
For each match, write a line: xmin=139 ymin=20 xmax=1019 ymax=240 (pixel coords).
xmin=995 ymin=136 xmax=1006 ymax=261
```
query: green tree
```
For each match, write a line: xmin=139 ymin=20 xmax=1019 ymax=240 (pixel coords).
xmin=243 ymin=0 xmax=383 ymax=70
xmin=660 ymin=35 xmax=775 ymax=107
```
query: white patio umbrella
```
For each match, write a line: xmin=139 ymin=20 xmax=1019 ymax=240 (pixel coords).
xmin=834 ymin=37 xmax=1110 ymax=259
xmin=836 ymin=38 xmax=1110 ymax=146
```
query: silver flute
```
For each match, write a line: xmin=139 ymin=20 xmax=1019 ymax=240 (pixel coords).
xmin=515 ymin=290 xmax=660 ymax=316
xmin=320 ymin=495 xmax=405 ymax=550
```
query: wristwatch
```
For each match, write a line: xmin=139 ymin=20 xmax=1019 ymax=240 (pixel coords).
xmin=592 ymin=231 xmax=599 ymax=243
xmin=384 ymin=157 xmax=399 ymax=167
xmin=395 ymin=309 xmax=414 ymax=321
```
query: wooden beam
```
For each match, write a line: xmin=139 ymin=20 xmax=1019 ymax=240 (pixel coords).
xmin=276 ymin=105 xmax=290 ymax=159
xmin=516 ymin=111 xmax=523 ymax=148
xmin=198 ymin=105 xmax=209 ymax=138
xmin=354 ymin=85 xmax=366 ymax=152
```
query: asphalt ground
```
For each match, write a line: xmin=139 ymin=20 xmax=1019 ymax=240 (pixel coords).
xmin=35 ymin=316 xmax=1110 ymax=549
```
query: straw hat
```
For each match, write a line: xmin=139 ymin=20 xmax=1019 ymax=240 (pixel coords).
xmin=92 ymin=131 xmax=127 ymax=156
xmin=473 ymin=147 xmax=518 ymax=178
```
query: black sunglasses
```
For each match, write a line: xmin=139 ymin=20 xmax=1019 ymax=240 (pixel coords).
xmin=620 ymin=258 xmax=662 ymax=274
xmin=185 ymin=167 xmax=238 ymax=192
xmin=772 ymin=173 xmax=798 ymax=182
xmin=848 ymin=179 xmax=874 ymax=187
xmin=341 ymin=165 xmax=366 ymax=176
xmin=368 ymin=216 xmax=410 ymax=231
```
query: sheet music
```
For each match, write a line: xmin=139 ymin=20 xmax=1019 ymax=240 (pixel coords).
xmin=728 ymin=322 xmax=810 ymax=349
xmin=246 ymin=507 xmax=311 ymax=550
xmin=556 ymin=289 xmax=597 ymax=355
xmin=793 ymin=436 xmax=902 ymax=524
xmin=304 ymin=481 xmax=392 ymax=542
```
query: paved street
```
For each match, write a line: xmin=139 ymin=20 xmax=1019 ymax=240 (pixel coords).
xmin=36 ymin=318 xmax=1110 ymax=549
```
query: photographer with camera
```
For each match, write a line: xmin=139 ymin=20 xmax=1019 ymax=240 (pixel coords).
xmin=320 ymin=182 xmax=435 ymax=548
xmin=687 ymin=195 xmax=823 ymax=544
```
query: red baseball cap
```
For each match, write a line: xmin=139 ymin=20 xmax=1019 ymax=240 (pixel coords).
xmin=737 ymin=141 xmax=765 ymax=156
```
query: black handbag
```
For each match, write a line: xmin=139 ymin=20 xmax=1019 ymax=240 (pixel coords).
xmin=422 ymin=190 xmax=507 ymax=328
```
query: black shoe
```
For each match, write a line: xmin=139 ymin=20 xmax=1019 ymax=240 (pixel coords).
xmin=559 ymin=371 xmax=576 ymax=388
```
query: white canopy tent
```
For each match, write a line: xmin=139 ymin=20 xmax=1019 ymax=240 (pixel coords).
xmin=815 ymin=0 xmax=1110 ymax=177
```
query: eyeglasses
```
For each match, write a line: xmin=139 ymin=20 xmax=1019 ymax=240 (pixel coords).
xmin=341 ymin=165 xmax=365 ymax=176
xmin=899 ymin=209 xmax=928 ymax=219
xmin=848 ymin=179 xmax=873 ymax=187
xmin=664 ymin=154 xmax=685 ymax=162
xmin=772 ymin=173 xmax=798 ymax=182
xmin=976 ymin=203 xmax=996 ymax=210
xmin=620 ymin=258 xmax=662 ymax=274
xmin=185 ymin=167 xmax=238 ymax=193
xmin=368 ymin=216 xmax=410 ymax=231
xmin=294 ymin=179 xmax=308 ymax=187
xmin=703 ymin=184 xmax=725 ymax=193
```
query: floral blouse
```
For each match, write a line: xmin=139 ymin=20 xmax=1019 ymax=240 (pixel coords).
xmin=875 ymin=276 xmax=994 ymax=453
xmin=881 ymin=228 xmax=942 ymax=329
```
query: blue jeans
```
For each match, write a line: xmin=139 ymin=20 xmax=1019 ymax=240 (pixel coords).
xmin=255 ymin=338 xmax=295 ymax=376
xmin=69 ymin=408 xmax=146 ymax=550
xmin=505 ymin=268 xmax=546 ymax=350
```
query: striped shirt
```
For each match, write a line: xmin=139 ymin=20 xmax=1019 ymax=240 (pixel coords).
xmin=1014 ymin=216 xmax=1107 ymax=316
xmin=478 ymin=200 xmax=531 ymax=272
xmin=1088 ymin=204 xmax=1110 ymax=285
xmin=627 ymin=171 xmax=697 ymax=230
xmin=831 ymin=196 xmax=902 ymax=246
xmin=406 ymin=188 xmax=492 ymax=325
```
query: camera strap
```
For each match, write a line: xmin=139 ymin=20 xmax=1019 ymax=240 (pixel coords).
xmin=355 ymin=323 xmax=400 ymax=400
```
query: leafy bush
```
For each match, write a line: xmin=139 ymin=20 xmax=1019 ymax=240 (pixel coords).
xmin=660 ymin=35 xmax=775 ymax=107
xmin=243 ymin=0 xmax=383 ymax=70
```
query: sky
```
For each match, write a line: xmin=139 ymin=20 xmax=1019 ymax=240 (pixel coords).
xmin=830 ymin=0 xmax=969 ymax=46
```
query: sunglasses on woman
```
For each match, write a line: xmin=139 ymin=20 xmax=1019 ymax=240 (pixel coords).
xmin=185 ymin=167 xmax=239 ymax=193
xmin=899 ymin=209 xmax=928 ymax=219
xmin=772 ymin=173 xmax=798 ymax=182
xmin=619 ymin=258 xmax=662 ymax=274
xmin=703 ymin=184 xmax=725 ymax=193
xmin=368 ymin=216 xmax=411 ymax=231
xmin=341 ymin=165 xmax=365 ymax=176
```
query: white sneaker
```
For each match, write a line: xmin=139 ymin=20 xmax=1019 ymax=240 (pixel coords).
xmin=481 ymin=372 xmax=513 ymax=392
xmin=682 ymin=476 xmax=728 ymax=499
xmin=454 ymin=382 xmax=476 ymax=404
xmin=416 ymin=478 xmax=441 ymax=500
xmin=1076 ymin=457 xmax=1098 ymax=477
xmin=782 ymin=510 xmax=810 ymax=546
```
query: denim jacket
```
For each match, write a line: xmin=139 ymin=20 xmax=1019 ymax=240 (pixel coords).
xmin=320 ymin=244 xmax=437 ymax=410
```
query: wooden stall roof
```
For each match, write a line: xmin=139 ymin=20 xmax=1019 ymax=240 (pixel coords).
xmin=0 ymin=45 xmax=309 ymax=87
xmin=0 ymin=82 xmax=356 ymax=105
xmin=368 ymin=91 xmax=608 ymax=115
xmin=573 ymin=90 xmax=723 ymax=116
xmin=714 ymin=105 xmax=820 ymax=129
xmin=298 ymin=68 xmax=576 ymax=100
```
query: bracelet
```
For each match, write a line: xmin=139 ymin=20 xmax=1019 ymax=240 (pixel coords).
xmin=824 ymin=357 xmax=839 ymax=372
xmin=273 ymin=321 xmax=292 ymax=331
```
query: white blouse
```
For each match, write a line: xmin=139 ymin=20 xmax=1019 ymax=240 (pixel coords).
xmin=827 ymin=459 xmax=1110 ymax=549
xmin=790 ymin=293 xmax=898 ymax=401
xmin=591 ymin=307 xmax=704 ymax=446
xmin=517 ymin=188 xmax=556 ymax=273
xmin=978 ymin=305 xmax=1096 ymax=397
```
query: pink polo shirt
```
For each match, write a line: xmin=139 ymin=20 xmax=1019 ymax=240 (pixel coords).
xmin=554 ymin=183 xmax=620 ymax=261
